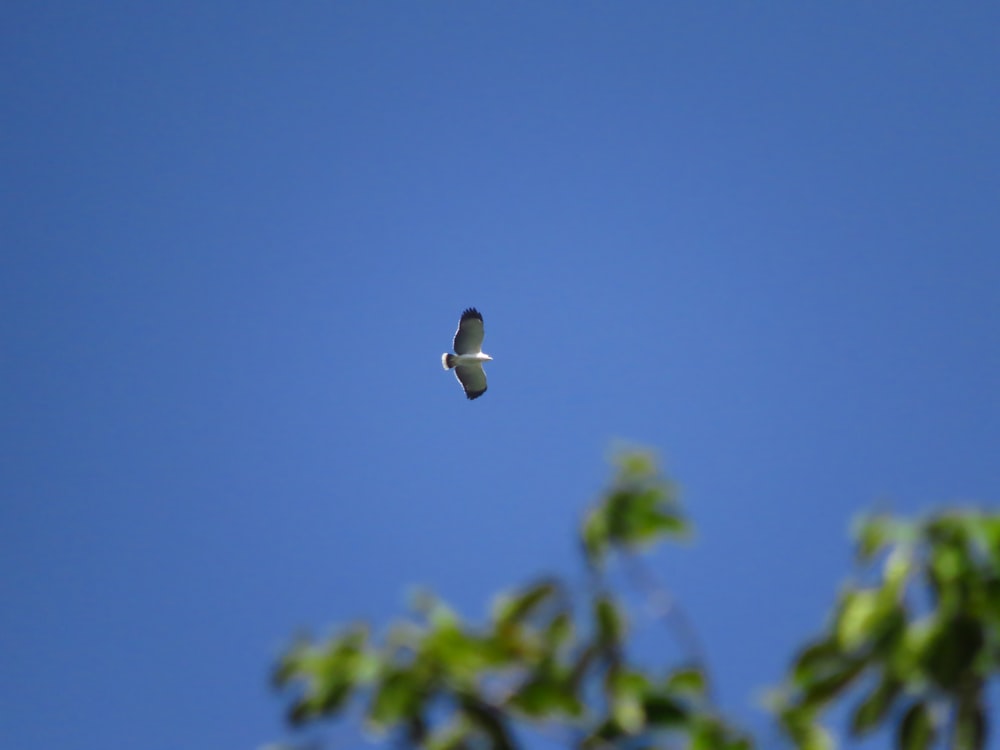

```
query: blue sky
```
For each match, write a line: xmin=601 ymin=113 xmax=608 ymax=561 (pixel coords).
xmin=2 ymin=3 xmax=998 ymax=748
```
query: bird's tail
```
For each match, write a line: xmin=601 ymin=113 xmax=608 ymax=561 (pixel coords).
xmin=441 ymin=353 xmax=457 ymax=370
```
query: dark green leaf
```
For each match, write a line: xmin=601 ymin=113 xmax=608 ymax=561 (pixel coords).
xmin=583 ymin=718 xmax=623 ymax=748
xmin=792 ymin=639 xmax=842 ymax=685
xmin=508 ymin=661 xmax=582 ymax=718
xmin=641 ymin=690 xmax=686 ymax=727
xmin=922 ymin=614 xmax=984 ymax=690
xmin=850 ymin=675 xmax=901 ymax=736
xmin=800 ymin=656 xmax=866 ymax=707
xmin=898 ymin=701 xmax=935 ymax=750
xmin=955 ymin=696 xmax=986 ymax=750
xmin=594 ymin=595 xmax=626 ymax=647
xmin=690 ymin=716 xmax=756 ymax=750
xmin=459 ymin=695 xmax=515 ymax=750
xmin=493 ymin=579 xmax=559 ymax=629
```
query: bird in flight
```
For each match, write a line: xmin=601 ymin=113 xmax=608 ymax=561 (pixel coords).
xmin=441 ymin=307 xmax=492 ymax=400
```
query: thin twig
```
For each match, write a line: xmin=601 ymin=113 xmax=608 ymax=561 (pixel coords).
xmin=622 ymin=555 xmax=715 ymax=704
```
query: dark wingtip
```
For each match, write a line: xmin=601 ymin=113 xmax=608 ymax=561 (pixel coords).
xmin=465 ymin=387 xmax=487 ymax=400
xmin=460 ymin=307 xmax=483 ymax=322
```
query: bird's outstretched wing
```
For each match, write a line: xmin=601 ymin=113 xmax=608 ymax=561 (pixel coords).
xmin=453 ymin=307 xmax=484 ymax=354
xmin=454 ymin=364 xmax=487 ymax=400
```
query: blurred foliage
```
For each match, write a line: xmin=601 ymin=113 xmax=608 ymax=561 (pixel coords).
xmin=771 ymin=510 xmax=1000 ymax=750
xmin=273 ymin=449 xmax=999 ymax=749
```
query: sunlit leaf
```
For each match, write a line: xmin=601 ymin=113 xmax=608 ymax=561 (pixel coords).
xmin=800 ymin=724 xmax=835 ymax=750
xmin=607 ymin=669 xmax=648 ymax=734
xmin=836 ymin=588 xmax=899 ymax=651
xmin=612 ymin=688 xmax=644 ymax=734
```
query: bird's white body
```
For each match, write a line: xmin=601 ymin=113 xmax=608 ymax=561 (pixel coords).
xmin=442 ymin=352 xmax=493 ymax=367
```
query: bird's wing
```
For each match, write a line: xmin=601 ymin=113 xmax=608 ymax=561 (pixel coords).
xmin=453 ymin=308 xmax=484 ymax=354
xmin=454 ymin=364 xmax=487 ymax=400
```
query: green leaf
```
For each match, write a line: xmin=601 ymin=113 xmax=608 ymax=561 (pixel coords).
xmin=955 ymin=695 xmax=986 ymax=750
xmin=836 ymin=588 xmax=900 ymax=651
xmin=792 ymin=639 xmax=842 ymax=685
xmin=778 ymin=706 xmax=834 ymax=750
xmin=611 ymin=688 xmax=644 ymax=734
xmin=607 ymin=669 xmax=649 ymax=734
xmin=883 ymin=545 xmax=913 ymax=595
xmin=921 ymin=613 xmax=984 ymax=690
xmin=425 ymin=716 xmax=471 ymax=750
xmin=582 ymin=506 xmax=609 ymax=567
xmin=583 ymin=718 xmax=623 ymax=748
xmin=690 ymin=715 xmax=727 ymax=750
xmin=594 ymin=595 xmax=626 ymax=647
xmin=459 ymin=694 xmax=516 ymax=750
xmin=508 ymin=667 xmax=582 ymax=718
xmin=799 ymin=724 xmax=835 ymax=750
xmin=854 ymin=513 xmax=893 ymax=562
xmin=931 ymin=542 xmax=968 ymax=587
xmin=800 ymin=656 xmax=866 ymax=707
xmin=898 ymin=701 xmax=935 ymax=750
xmin=837 ymin=589 xmax=879 ymax=650
xmin=272 ymin=639 xmax=309 ymax=688
xmin=893 ymin=615 xmax=934 ymax=675
xmin=368 ymin=668 xmax=424 ymax=729
xmin=545 ymin=610 xmax=573 ymax=648
xmin=665 ymin=666 xmax=708 ymax=697
xmin=640 ymin=689 xmax=686 ymax=727
xmin=849 ymin=675 xmax=901 ymax=736
xmin=281 ymin=626 xmax=371 ymax=725
xmin=493 ymin=579 xmax=559 ymax=629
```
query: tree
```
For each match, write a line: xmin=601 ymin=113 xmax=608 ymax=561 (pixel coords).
xmin=272 ymin=449 xmax=1000 ymax=749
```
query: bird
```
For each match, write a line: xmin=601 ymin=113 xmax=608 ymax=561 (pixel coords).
xmin=441 ymin=307 xmax=492 ymax=400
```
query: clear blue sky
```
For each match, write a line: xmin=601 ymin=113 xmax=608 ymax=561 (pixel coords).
xmin=2 ymin=3 xmax=998 ymax=748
